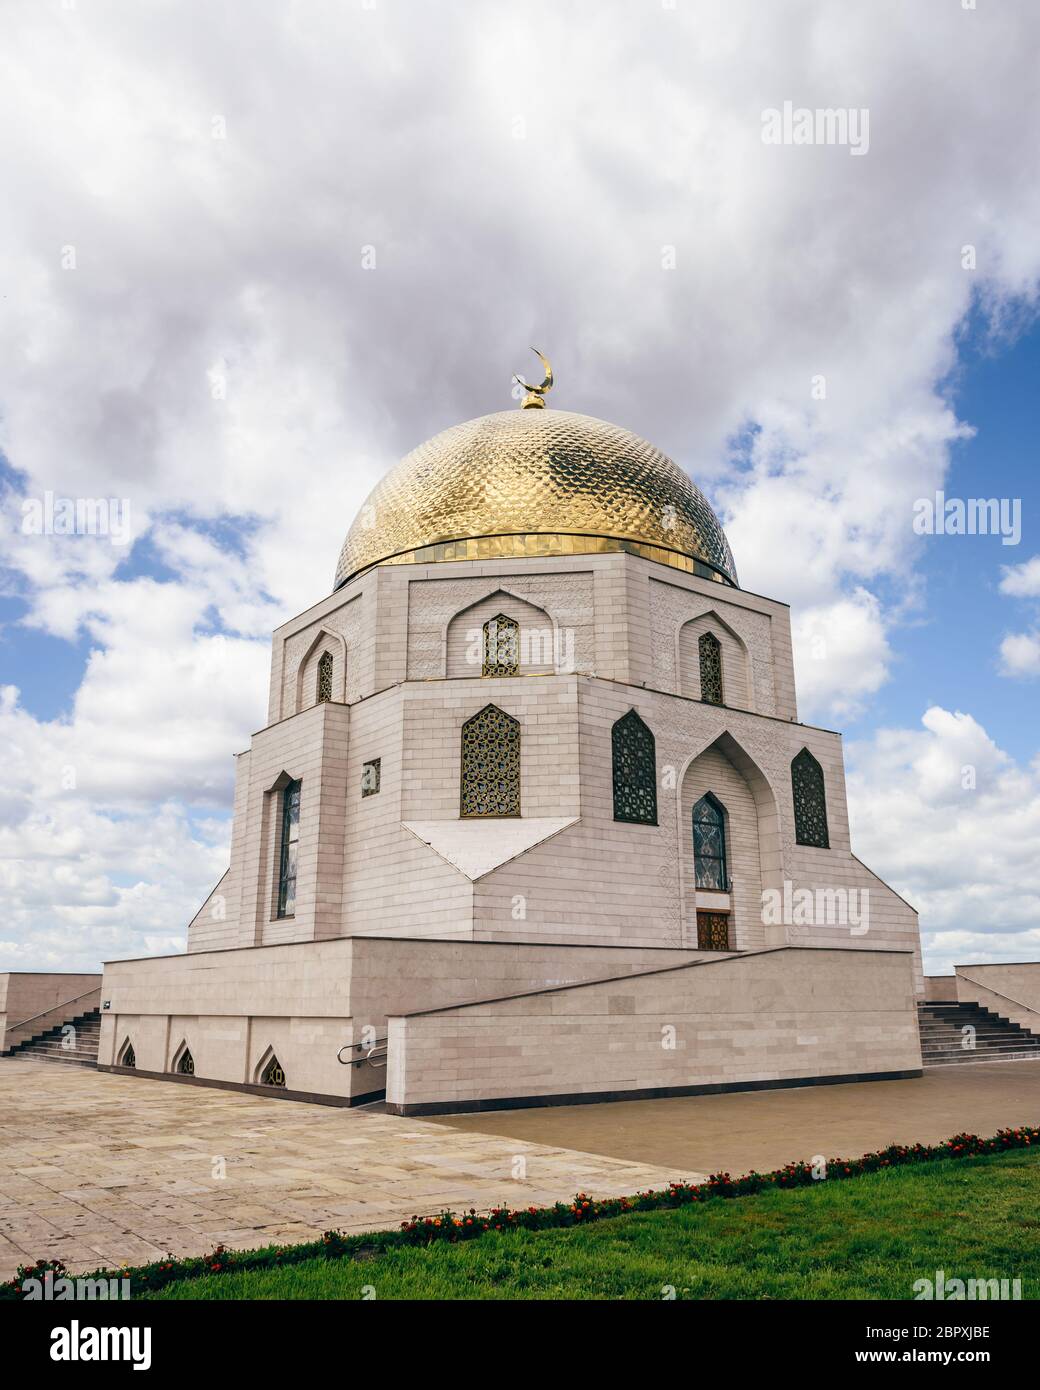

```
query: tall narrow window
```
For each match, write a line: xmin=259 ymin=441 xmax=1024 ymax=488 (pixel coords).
xmin=698 ymin=631 xmax=724 ymax=705
xmin=612 ymin=710 xmax=658 ymax=824
xmin=460 ymin=704 xmax=520 ymax=817
xmin=482 ymin=614 xmax=520 ymax=676
xmin=277 ymin=779 xmax=302 ymax=916
xmin=316 ymin=650 xmax=334 ymax=702
xmin=792 ymin=748 xmax=829 ymax=848
xmin=693 ymin=793 xmax=728 ymax=890
xmin=176 ymin=1047 xmax=195 ymax=1076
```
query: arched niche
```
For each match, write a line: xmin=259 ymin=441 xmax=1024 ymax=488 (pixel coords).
xmin=677 ymin=610 xmax=754 ymax=710
xmin=675 ymin=731 xmax=781 ymax=951
xmin=444 ymin=589 xmax=558 ymax=678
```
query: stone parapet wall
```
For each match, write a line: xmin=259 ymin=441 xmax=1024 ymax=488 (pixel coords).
xmin=385 ymin=946 xmax=921 ymax=1115
xmin=955 ymin=963 xmax=1040 ymax=1036
xmin=98 ymin=936 xmax=711 ymax=1103
xmin=99 ymin=940 xmax=361 ymax=1099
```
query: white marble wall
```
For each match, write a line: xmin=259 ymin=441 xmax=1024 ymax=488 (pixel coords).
xmin=180 ymin=549 xmax=919 ymax=990
xmin=386 ymin=946 xmax=922 ymax=1113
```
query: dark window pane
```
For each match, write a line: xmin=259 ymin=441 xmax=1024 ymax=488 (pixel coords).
xmin=482 ymin=615 xmax=520 ymax=677
xmin=612 ymin=710 xmax=658 ymax=824
xmin=699 ymin=632 xmax=724 ymax=705
xmin=261 ymin=1055 xmax=286 ymax=1087
xmin=461 ymin=705 xmax=520 ymax=817
xmin=277 ymin=779 xmax=302 ymax=916
xmin=693 ymin=794 xmax=728 ymax=889
xmin=792 ymin=749 xmax=829 ymax=848
xmin=317 ymin=651 xmax=334 ymax=702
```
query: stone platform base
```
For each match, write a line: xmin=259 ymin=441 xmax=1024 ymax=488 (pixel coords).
xmin=97 ymin=937 xmax=922 ymax=1111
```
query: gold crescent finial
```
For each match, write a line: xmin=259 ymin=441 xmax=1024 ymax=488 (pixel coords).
xmin=514 ymin=347 xmax=553 ymax=409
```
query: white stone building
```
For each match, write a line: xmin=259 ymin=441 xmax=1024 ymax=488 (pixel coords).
xmin=94 ymin=391 xmax=925 ymax=1111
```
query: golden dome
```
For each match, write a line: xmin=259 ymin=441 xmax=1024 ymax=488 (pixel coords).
xmin=335 ymin=408 xmax=737 ymax=590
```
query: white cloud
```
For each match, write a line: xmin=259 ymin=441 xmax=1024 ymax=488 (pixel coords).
xmin=997 ymin=556 xmax=1040 ymax=678
xmin=1000 ymin=555 xmax=1040 ymax=598
xmin=847 ymin=707 xmax=1040 ymax=974
xmin=999 ymin=630 xmax=1040 ymax=678
xmin=0 ymin=570 xmax=268 ymax=967
xmin=1 ymin=1 xmax=1040 ymax=966
xmin=0 ymin=800 xmax=229 ymax=972
xmin=791 ymin=590 xmax=891 ymax=722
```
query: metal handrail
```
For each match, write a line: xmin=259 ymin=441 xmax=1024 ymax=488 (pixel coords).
xmin=337 ymin=1038 xmax=388 ymax=1070
xmin=957 ymin=973 xmax=1040 ymax=1023
xmin=5 ymin=987 xmax=102 ymax=1035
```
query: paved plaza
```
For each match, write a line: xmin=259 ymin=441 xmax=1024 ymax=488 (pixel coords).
xmin=433 ymin=1060 xmax=1040 ymax=1175
xmin=0 ymin=1059 xmax=695 ymax=1280
xmin=2 ymin=1057 xmax=1038 ymax=1282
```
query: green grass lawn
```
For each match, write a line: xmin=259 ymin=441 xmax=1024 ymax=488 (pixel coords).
xmin=142 ymin=1148 xmax=1040 ymax=1300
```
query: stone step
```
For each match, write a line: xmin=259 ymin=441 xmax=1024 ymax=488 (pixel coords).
xmin=920 ymin=1032 xmax=1040 ymax=1047
xmin=920 ymin=1022 xmax=1039 ymax=1033
xmin=916 ymin=1001 xmax=1040 ymax=1068
xmin=21 ymin=1046 xmax=100 ymax=1062
xmin=9 ymin=1052 xmax=97 ymax=1068
xmin=923 ymin=1034 xmax=1040 ymax=1045
xmin=919 ymin=1017 xmax=1024 ymax=1031
xmin=924 ymin=1052 xmax=1040 ymax=1067
xmin=921 ymin=1031 xmax=1035 ymax=1044
xmin=5 ymin=1009 xmax=102 ymax=1065
xmin=30 ymin=1033 xmax=100 ymax=1045
xmin=923 ymin=1039 xmax=1040 ymax=1056
xmin=920 ymin=1006 xmax=1004 ymax=1019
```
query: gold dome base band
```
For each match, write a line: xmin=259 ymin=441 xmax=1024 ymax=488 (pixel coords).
xmin=336 ymin=532 xmax=735 ymax=589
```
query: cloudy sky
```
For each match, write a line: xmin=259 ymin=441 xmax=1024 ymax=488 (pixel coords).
xmin=1 ymin=0 xmax=1038 ymax=975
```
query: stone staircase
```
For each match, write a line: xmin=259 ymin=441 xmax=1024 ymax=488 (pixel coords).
xmin=4 ymin=1009 xmax=101 ymax=1068
xmin=917 ymin=1001 xmax=1040 ymax=1067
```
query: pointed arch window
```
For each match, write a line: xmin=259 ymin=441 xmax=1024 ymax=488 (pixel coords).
xmin=699 ymin=631 xmax=724 ymax=705
xmin=176 ymin=1047 xmax=195 ymax=1076
xmin=612 ymin=710 xmax=658 ymax=824
xmin=482 ymin=614 xmax=520 ymax=677
xmin=693 ymin=794 xmax=728 ymax=891
xmin=277 ymin=779 xmax=302 ymax=917
xmin=460 ymin=704 xmax=520 ymax=817
xmin=120 ymin=1040 xmax=136 ymax=1069
xmin=261 ymin=1054 xmax=286 ymax=1088
xmin=316 ymin=651 xmax=334 ymax=702
xmin=792 ymin=748 xmax=829 ymax=848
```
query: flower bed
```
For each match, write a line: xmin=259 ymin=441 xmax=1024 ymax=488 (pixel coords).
xmin=3 ymin=1124 xmax=1036 ymax=1300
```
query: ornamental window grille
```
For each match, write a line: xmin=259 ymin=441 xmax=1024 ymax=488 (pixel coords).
xmin=316 ymin=651 xmax=334 ymax=702
xmin=482 ymin=614 xmax=520 ymax=676
xmin=698 ymin=631 xmax=724 ymax=705
xmin=611 ymin=710 xmax=658 ymax=824
xmin=460 ymin=704 xmax=520 ymax=817
xmin=792 ymin=748 xmax=830 ymax=848
xmin=361 ymin=759 xmax=381 ymax=797
xmin=696 ymin=910 xmax=730 ymax=951
xmin=693 ymin=793 xmax=728 ymax=891
xmin=176 ymin=1048 xmax=195 ymax=1076
xmin=261 ymin=1054 xmax=286 ymax=1088
xmin=277 ymin=779 xmax=302 ymax=917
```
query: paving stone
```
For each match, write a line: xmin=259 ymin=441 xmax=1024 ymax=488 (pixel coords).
xmin=0 ymin=1059 xmax=685 ymax=1281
